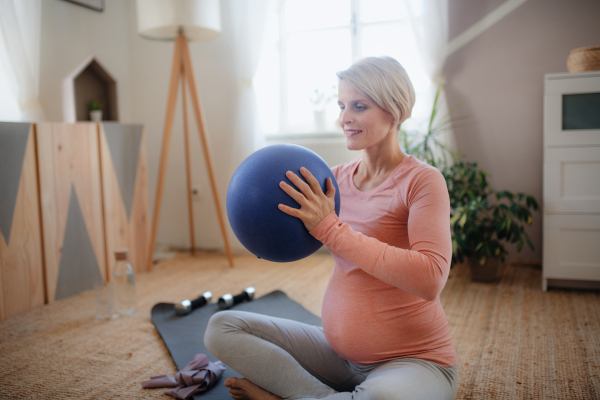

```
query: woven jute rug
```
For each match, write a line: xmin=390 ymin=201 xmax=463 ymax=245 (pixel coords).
xmin=0 ymin=253 xmax=598 ymax=399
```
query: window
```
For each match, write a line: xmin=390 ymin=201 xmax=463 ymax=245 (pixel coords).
xmin=255 ymin=0 xmax=430 ymax=137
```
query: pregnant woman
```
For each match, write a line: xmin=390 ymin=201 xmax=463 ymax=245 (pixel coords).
xmin=205 ymin=56 xmax=458 ymax=400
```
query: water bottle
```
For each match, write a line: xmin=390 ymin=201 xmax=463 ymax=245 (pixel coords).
xmin=113 ymin=249 xmax=137 ymax=316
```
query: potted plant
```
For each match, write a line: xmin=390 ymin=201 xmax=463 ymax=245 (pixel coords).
xmin=443 ymin=156 xmax=539 ymax=281
xmin=309 ymin=86 xmax=336 ymax=131
xmin=89 ymin=100 xmax=102 ymax=122
xmin=399 ymin=86 xmax=540 ymax=281
xmin=399 ymin=85 xmax=467 ymax=171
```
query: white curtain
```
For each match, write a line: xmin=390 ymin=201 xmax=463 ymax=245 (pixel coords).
xmin=0 ymin=0 xmax=45 ymax=121
xmin=226 ymin=0 xmax=273 ymax=175
xmin=404 ymin=0 xmax=456 ymax=159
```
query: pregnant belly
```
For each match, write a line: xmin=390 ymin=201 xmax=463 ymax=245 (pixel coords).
xmin=321 ymin=277 xmax=445 ymax=364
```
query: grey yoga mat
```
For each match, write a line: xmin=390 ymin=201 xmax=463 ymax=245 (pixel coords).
xmin=150 ymin=290 xmax=322 ymax=399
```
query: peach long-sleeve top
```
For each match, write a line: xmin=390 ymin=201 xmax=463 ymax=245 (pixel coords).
xmin=310 ymin=155 xmax=456 ymax=367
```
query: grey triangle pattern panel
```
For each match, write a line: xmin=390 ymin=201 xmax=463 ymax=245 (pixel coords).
xmin=0 ymin=122 xmax=31 ymax=245
xmin=102 ymin=122 xmax=143 ymax=221
xmin=55 ymin=185 xmax=103 ymax=301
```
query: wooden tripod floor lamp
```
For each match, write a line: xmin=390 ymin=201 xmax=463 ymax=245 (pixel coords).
xmin=136 ymin=0 xmax=234 ymax=268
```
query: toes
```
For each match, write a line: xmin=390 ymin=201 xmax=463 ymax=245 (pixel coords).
xmin=226 ymin=377 xmax=247 ymax=390
xmin=224 ymin=377 xmax=236 ymax=388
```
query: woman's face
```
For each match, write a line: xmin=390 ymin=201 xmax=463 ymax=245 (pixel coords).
xmin=337 ymin=80 xmax=396 ymax=151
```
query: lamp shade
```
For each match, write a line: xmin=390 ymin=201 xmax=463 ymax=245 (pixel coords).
xmin=136 ymin=0 xmax=221 ymax=41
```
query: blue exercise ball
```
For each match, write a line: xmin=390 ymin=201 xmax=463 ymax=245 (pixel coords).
xmin=227 ymin=144 xmax=341 ymax=263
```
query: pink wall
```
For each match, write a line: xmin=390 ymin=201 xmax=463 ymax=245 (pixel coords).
xmin=443 ymin=0 xmax=600 ymax=263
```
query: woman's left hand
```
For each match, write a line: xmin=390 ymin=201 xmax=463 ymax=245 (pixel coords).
xmin=278 ymin=167 xmax=336 ymax=232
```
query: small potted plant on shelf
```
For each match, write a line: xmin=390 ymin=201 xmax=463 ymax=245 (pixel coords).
xmin=309 ymin=86 xmax=337 ymax=131
xmin=89 ymin=100 xmax=102 ymax=122
xmin=399 ymin=85 xmax=540 ymax=281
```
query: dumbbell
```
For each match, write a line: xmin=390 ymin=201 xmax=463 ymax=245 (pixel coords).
xmin=218 ymin=287 xmax=255 ymax=310
xmin=174 ymin=291 xmax=213 ymax=316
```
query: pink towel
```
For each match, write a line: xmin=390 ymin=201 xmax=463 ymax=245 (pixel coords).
xmin=142 ymin=353 xmax=225 ymax=399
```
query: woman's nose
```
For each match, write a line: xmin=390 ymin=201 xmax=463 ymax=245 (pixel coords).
xmin=339 ymin=109 xmax=353 ymax=124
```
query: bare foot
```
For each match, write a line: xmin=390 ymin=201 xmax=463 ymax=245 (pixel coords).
xmin=224 ymin=377 xmax=282 ymax=400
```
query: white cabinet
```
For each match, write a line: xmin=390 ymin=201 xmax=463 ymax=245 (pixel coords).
xmin=543 ymin=71 xmax=600 ymax=291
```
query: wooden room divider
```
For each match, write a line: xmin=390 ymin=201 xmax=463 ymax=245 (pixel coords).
xmin=98 ymin=123 xmax=150 ymax=278
xmin=37 ymin=122 xmax=107 ymax=303
xmin=0 ymin=122 xmax=150 ymax=321
xmin=0 ymin=122 xmax=45 ymax=321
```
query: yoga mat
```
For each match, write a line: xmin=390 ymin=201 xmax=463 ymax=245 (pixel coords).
xmin=151 ymin=290 xmax=322 ymax=399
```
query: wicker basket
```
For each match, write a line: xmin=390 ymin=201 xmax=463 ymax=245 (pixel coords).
xmin=567 ymin=46 xmax=600 ymax=73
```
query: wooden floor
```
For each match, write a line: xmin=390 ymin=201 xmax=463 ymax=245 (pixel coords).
xmin=136 ymin=252 xmax=335 ymax=317
xmin=0 ymin=252 xmax=599 ymax=399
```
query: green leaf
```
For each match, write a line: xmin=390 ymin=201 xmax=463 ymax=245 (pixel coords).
xmin=499 ymin=219 xmax=507 ymax=231
xmin=450 ymin=213 xmax=462 ymax=225
xmin=459 ymin=213 xmax=468 ymax=228
xmin=526 ymin=235 xmax=534 ymax=250
xmin=497 ymin=191 xmax=512 ymax=200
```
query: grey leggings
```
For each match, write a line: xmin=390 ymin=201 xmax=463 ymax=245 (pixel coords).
xmin=204 ymin=311 xmax=457 ymax=400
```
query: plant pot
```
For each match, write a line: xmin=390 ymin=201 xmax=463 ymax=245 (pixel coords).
xmin=90 ymin=110 xmax=103 ymax=122
xmin=468 ymin=256 xmax=501 ymax=282
xmin=313 ymin=110 xmax=327 ymax=131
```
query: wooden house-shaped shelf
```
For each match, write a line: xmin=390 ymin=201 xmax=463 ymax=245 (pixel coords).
xmin=62 ymin=56 xmax=119 ymax=122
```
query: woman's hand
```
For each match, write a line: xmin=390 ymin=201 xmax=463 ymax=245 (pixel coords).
xmin=278 ymin=167 xmax=336 ymax=232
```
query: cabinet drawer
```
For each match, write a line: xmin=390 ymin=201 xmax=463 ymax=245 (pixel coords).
xmin=543 ymin=214 xmax=600 ymax=283
xmin=544 ymin=72 xmax=600 ymax=147
xmin=544 ymin=147 xmax=600 ymax=213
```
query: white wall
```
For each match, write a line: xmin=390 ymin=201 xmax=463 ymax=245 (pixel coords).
xmin=444 ymin=0 xmax=600 ymax=263
xmin=41 ymin=0 xmax=600 ymax=262
xmin=39 ymin=0 xmax=249 ymax=255
xmin=39 ymin=0 xmax=133 ymax=123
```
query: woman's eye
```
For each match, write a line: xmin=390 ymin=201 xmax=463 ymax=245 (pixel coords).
xmin=355 ymin=106 xmax=366 ymax=111
xmin=339 ymin=105 xmax=345 ymax=111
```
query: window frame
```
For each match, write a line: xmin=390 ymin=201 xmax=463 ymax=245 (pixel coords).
xmin=276 ymin=0 xmax=409 ymax=136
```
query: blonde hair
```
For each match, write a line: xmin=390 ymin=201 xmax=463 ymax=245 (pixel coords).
xmin=337 ymin=56 xmax=416 ymax=126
